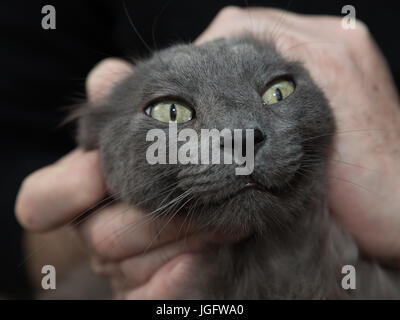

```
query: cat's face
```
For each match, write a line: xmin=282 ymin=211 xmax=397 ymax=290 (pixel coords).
xmin=81 ymin=37 xmax=335 ymax=236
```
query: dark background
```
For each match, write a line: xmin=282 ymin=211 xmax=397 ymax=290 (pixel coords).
xmin=1 ymin=0 xmax=399 ymax=298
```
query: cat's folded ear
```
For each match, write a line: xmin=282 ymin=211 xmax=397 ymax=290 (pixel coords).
xmin=64 ymin=103 xmax=110 ymax=150
xmin=66 ymin=58 xmax=134 ymax=150
xmin=86 ymin=58 xmax=133 ymax=103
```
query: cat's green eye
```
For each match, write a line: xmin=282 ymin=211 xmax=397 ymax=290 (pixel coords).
xmin=145 ymin=102 xmax=193 ymax=123
xmin=262 ymin=80 xmax=295 ymax=105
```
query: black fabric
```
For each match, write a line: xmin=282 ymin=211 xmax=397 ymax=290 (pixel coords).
xmin=1 ymin=0 xmax=399 ymax=298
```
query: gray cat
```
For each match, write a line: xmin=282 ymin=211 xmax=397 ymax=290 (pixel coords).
xmin=74 ymin=36 xmax=400 ymax=299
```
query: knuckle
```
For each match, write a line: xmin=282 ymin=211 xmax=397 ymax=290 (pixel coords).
xmin=277 ymin=33 xmax=302 ymax=51
xmin=215 ymin=6 xmax=244 ymax=22
xmin=67 ymin=172 xmax=92 ymax=204
xmin=15 ymin=172 xmax=41 ymax=229
xmin=66 ymin=162 xmax=105 ymax=208
xmin=317 ymin=50 xmax=346 ymax=75
xmin=122 ymin=258 xmax=144 ymax=285
xmin=90 ymin=258 xmax=115 ymax=277
xmin=355 ymin=19 xmax=369 ymax=35
xmin=351 ymin=19 xmax=371 ymax=43
xmin=84 ymin=210 xmax=128 ymax=260
xmin=89 ymin=226 xmax=119 ymax=259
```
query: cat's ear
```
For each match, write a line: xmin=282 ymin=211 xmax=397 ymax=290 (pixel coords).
xmin=86 ymin=58 xmax=133 ymax=102
xmin=74 ymin=58 xmax=134 ymax=150
xmin=74 ymin=104 xmax=108 ymax=150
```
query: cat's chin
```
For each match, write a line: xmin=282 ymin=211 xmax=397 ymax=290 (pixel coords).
xmin=190 ymin=179 xmax=284 ymax=206
xmin=188 ymin=188 xmax=275 ymax=234
xmin=181 ymin=176 xmax=307 ymax=236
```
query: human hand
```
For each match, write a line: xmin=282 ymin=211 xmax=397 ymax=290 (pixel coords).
xmin=197 ymin=6 xmax=400 ymax=261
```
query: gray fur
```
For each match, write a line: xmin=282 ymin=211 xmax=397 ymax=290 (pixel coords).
xmin=76 ymin=36 xmax=400 ymax=299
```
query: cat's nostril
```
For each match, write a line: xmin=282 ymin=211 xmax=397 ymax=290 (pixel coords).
xmin=219 ymin=128 xmax=265 ymax=153
xmin=253 ymin=128 xmax=265 ymax=145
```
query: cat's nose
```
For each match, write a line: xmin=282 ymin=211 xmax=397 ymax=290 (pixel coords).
xmin=244 ymin=128 xmax=265 ymax=154
xmin=220 ymin=128 xmax=265 ymax=154
xmin=253 ymin=128 xmax=265 ymax=145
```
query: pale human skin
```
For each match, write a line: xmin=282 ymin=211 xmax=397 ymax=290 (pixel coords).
xmin=16 ymin=7 xmax=400 ymax=299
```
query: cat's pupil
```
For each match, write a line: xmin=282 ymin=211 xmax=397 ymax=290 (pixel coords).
xmin=170 ymin=104 xmax=177 ymax=121
xmin=275 ymin=88 xmax=283 ymax=101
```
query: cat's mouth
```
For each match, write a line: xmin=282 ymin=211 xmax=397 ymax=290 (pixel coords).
xmin=178 ymin=167 xmax=300 ymax=206
xmin=191 ymin=176 xmax=286 ymax=205
xmin=239 ymin=181 xmax=265 ymax=192
xmin=237 ymin=177 xmax=283 ymax=195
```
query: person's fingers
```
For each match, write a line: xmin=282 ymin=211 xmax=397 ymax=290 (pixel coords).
xmin=90 ymin=232 xmax=209 ymax=290
xmin=195 ymin=6 xmax=294 ymax=45
xmin=119 ymin=233 xmax=211 ymax=288
xmin=15 ymin=149 xmax=106 ymax=231
xmin=76 ymin=201 xmax=197 ymax=261
xmin=86 ymin=57 xmax=133 ymax=102
xmin=125 ymin=253 xmax=199 ymax=299
xmin=195 ymin=6 xmax=248 ymax=45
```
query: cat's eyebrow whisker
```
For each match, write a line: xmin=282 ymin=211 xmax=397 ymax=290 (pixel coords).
xmin=122 ymin=0 xmax=171 ymax=71
xmin=267 ymin=0 xmax=294 ymax=46
xmin=151 ymin=0 xmax=171 ymax=51
xmin=243 ymin=0 xmax=258 ymax=42
xmin=122 ymin=0 xmax=153 ymax=54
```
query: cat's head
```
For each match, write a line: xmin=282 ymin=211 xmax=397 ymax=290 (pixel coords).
xmin=77 ymin=36 xmax=335 ymax=236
